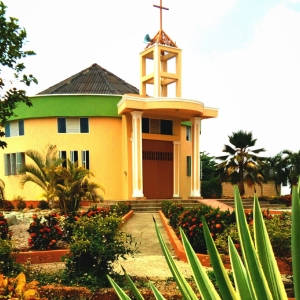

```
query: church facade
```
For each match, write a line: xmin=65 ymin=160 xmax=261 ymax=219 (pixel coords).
xmin=0 ymin=23 xmax=218 ymax=201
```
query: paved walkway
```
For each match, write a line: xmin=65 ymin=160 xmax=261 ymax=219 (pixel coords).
xmin=112 ymin=212 xmax=194 ymax=279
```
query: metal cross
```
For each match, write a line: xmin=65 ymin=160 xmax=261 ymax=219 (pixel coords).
xmin=153 ymin=0 xmax=169 ymax=32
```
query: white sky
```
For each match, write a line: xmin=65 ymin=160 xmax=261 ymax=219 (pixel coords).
xmin=3 ymin=0 xmax=300 ymax=159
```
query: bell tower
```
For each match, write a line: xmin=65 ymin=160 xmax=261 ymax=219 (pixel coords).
xmin=140 ymin=0 xmax=182 ymax=97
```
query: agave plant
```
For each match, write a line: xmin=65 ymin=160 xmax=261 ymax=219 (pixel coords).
xmin=108 ymin=182 xmax=299 ymax=299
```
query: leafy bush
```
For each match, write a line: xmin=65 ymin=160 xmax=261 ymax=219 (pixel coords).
xmin=16 ymin=200 xmax=26 ymax=210
xmin=161 ymin=200 xmax=172 ymax=216
xmin=201 ymin=179 xmax=222 ymax=198
xmin=258 ymin=194 xmax=292 ymax=206
xmin=2 ymin=201 xmax=14 ymax=211
xmin=62 ymin=214 xmax=138 ymax=289
xmin=111 ymin=202 xmax=132 ymax=216
xmin=0 ymin=239 xmax=23 ymax=276
xmin=162 ymin=202 xmax=185 ymax=229
xmin=27 ymin=213 xmax=64 ymax=250
xmin=37 ymin=200 xmax=50 ymax=210
xmin=215 ymin=212 xmax=291 ymax=261
xmin=0 ymin=213 xmax=11 ymax=240
xmin=177 ymin=206 xmax=235 ymax=253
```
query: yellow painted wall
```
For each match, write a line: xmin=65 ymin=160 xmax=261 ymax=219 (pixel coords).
xmin=1 ymin=117 xmax=123 ymax=200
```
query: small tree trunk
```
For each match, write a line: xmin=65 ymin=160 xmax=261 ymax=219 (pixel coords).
xmin=239 ymin=179 xmax=245 ymax=196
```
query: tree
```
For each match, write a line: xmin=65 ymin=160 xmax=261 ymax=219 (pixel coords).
xmin=200 ymin=152 xmax=222 ymax=198
xmin=55 ymin=160 xmax=104 ymax=214
xmin=281 ymin=150 xmax=300 ymax=188
xmin=263 ymin=153 xmax=289 ymax=196
xmin=0 ymin=1 xmax=37 ymax=149
xmin=216 ymin=130 xmax=266 ymax=196
xmin=19 ymin=145 xmax=64 ymax=201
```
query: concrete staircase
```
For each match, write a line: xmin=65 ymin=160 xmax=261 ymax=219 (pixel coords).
xmin=87 ymin=199 xmax=202 ymax=213
xmin=82 ymin=198 xmax=287 ymax=212
xmin=217 ymin=198 xmax=287 ymax=210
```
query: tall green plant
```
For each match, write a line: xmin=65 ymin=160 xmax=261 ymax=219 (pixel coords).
xmin=108 ymin=183 xmax=299 ymax=299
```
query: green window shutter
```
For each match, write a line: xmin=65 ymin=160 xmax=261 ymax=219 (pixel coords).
xmin=80 ymin=118 xmax=89 ymax=133
xmin=57 ymin=118 xmax=66 ymax=133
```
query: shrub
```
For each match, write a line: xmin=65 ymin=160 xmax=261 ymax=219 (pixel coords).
xmin=258 ymin=194 xmax=292 ymax=206
xmin=163 ymin=202 xmax=185 ymax=229
xmin=161 ymin=200 xmax=172 ymax=216
xmin=201 ymin=179 xmax=222 ymax=198
xmin=177 ymin=206 xmax=235 ymax=253
xmin=2 ymin=200 xmax=14 ymax=211
xmin=16 ymin=200 xmax=26 ymax=210
xmin=0 ymin=213 xmax=12 ymax=240
xmin=37 ymin=200 xmax=50 ymax=210
xmin=27 ymin=213 xmax=64 ymax=250
xmin=110 ymin=202 xmax=132 ymax=216
xmin=62 ymin=214 xmax=138 ymax=289
xmin=0 ymin=239 xmax=23 ymax=276
xmin=215 ymin=212 xmax=291 ymax=261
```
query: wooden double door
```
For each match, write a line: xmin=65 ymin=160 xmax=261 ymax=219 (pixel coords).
xmin=142 ymin=140 xmax=173 ymax=199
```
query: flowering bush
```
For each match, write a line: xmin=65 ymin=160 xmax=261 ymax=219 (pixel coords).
xmin=163 ymin=202 xmax=185 ymax=229
xmin=110 ymin=201 xmax=132 ymax=216
xmin=27 ymin=213 xmax=64 ymax=250
xmin=0 ymin=213 xmax=11 ymax=240
xmin=37 ymin=200 xmax=49 ymax=210
xmin=2 ymin=201 xmax=14 ymax=211
xmin=176 ymin=206 xmax=236 ymax=253
xmin=215 ymin=212 xmax=291 ymax=262
xmin=62 ymin=214 xmax=138 ymax=289
xmin=258 ymin=195 xmax=292 ymax=206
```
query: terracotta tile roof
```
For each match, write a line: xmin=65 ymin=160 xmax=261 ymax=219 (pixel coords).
xmin=37 ymin=63 xmax=139 ymax=95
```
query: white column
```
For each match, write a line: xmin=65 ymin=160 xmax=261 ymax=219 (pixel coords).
xmin=131 ymin=111 xmax=144 ymax=198
xmin=173 ymin=141 xmax=180 ymax=197
xmin=190 ymin=117 xmax=201 ymax=197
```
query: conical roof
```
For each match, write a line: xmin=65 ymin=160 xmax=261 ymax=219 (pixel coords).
xmin=37 ymin=63 xmax=139 ymax=95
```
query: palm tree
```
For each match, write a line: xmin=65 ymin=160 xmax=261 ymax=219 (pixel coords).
xmin=263 ymin=153 xmax=289 ymax=196
xmin=281 ymin=150 xmax=300 ymax=188
xmin=216 ymin=130 xmax=266 ymax=196
xmin=19 ymin=145 xmax=64 ymax=202
xmin=55 ymin=160 xmax=105 ymax=214
xmin=0 ymin=179 xmax=5 ymax=208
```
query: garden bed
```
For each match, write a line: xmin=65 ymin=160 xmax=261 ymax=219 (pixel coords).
xmin=158 ymin=210 xmax=292 ymax=274
xmin=13 ymin=210 xmax=134 ymax=264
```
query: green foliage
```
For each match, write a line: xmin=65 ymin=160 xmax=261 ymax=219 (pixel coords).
xmin=164 ymin=202 xmax=185 ymax=229
xmin=55 ymin=160 xmax=104 ymax=214
xmin=201 ymin=179 xmax=222 ymax=198
xmin=27 ymin=213 xmax=64 ymax=250
xmin=215 ymin=212 xmax=292 ymax=259
xmin=161 ymin=200 xmax=172 ymax=217
xmin=16 ymin=199 xmax=26 ymax=210
xmin=0 ymin=1 xmax=37 ymax=149
xmin=0 ymin=238 xmax=22 ymax=276
xmin=176 ymin=206 xmax=235 ymax=253
xmin=216 ymin=130 xmax=266 ymax=196
xmin=109 ymin=184 xmax=298 ymax=300
xmin=0 ymin=213 xmax=11 ymax=239
xmin=110 ymin=202 xmax=132 ymax=216
xmin=63 ymin=214 xmax=138 ymax=289
xmin=2 ymin=200 xmax=14 ymax=211
xmin=258 ymin=195 xmax=292 ymax=207
xmin=37 ymin=200 xmax=50 ymax=210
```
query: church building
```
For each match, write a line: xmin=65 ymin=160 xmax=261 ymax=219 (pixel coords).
xmin=0 ymin=3 xmax=218 ymax=201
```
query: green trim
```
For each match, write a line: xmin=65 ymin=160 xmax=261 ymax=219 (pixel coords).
xmin=9 ymin=95 xmax=122 ymax=120
xmin=181 ymin=121 xmax=191 ymax=126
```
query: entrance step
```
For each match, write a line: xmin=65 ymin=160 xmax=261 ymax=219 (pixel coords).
xmin=217 ymin=199 xmax=287 ymax=210
xmin=83 ymin=199 xmax=203 ymax=213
